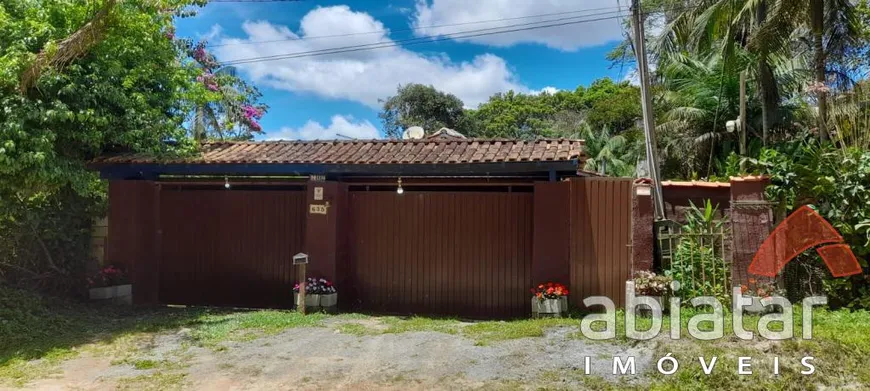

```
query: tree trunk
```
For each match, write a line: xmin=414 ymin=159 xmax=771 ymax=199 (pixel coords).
xmin=811 ymin=0 xmax=829 ymax=141
xmin=754 ymin=0 xmax=776 ymax=145
xmin=757 ymin=61 xmax=779 ymax=145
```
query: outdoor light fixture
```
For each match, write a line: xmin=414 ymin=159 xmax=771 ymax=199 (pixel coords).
xmin=224 ymin=176 xmax=231 ymax=190
xmin=396 ymin=177 xmax=404 ymax=195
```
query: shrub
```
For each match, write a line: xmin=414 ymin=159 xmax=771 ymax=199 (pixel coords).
xmin=633 ymin=271 xmax=672 ymax=296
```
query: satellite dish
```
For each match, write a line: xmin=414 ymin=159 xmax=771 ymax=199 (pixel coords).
xmin=402 ymin=126 xmax=425 ymax=140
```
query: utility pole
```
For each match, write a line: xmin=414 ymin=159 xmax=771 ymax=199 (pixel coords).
xmin=739 ymin=70 xmax=747 ymax=154
xmin=630 ymin=0 xmax=666 ymax=220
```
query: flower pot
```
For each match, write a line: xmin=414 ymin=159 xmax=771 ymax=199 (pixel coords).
xmin=89 ymin=284 xmax=132 ymax=304
xmin=293 ymin=293 xmax=321 ymax=308
xmin=320 ymin=293 xmax=337 ymax=308
xmin=531 ymin=296 xmax=567 ymax=317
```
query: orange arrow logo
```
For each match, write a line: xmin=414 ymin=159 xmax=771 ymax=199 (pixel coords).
xmin=748 ymin=205 xmax=862 ymax=277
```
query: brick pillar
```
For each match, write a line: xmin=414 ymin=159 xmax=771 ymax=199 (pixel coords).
xmin=531 ymin=182 xmax=571 ymax=285
xmin=631 ymin=181 xmax=654 ymax=272
xmin=729 ymin=176 xmax=772 ymax=287
xmin=304 ymin=181 xmax=347 ymax=289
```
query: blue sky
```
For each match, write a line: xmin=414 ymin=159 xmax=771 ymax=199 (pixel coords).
xmin=174 ymin=0 xmax=630 ymax=140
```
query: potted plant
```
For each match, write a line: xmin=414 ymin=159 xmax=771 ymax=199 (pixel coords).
xmin=88 ymin=265 xmax=131 ymax=304
xmin=293 ymin=277 xmax=337 ymax=311
xmin=740 ymin=278 xmax=784 ymax=314
xmin=530 ymin=282 xmax=569 ymax=317
xmin=633 ymin=271 xmax=672 ymax=316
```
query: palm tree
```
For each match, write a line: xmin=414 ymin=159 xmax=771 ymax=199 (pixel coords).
xmin=574 ymin=123 xmax=641 ymax=177
xmin=651 ymin=0 xmax=859 ymax=143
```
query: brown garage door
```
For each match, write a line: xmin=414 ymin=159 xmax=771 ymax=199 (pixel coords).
xmin=348 ymin=190 xmax=533 ymax=318
xmin=159 ymin=188 xmax=306 ymax=308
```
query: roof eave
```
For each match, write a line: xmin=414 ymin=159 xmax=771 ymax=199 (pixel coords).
xmin=95 ymin=160 xmax=582 ymax=180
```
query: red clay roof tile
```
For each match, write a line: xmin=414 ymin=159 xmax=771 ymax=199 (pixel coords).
xmin=92 ymin=139 xmax=585 ymax=166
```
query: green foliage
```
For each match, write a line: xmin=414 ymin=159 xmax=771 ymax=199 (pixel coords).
xmin=576 ymin=124 xmax=642 ymax=177
xmin=667 ymin=200 xmax=731 ymax=304
xmin=379 ymin=84 xmax=469 ymax=138
xmin=467 ymin=78 xmax=642 ymax=139
xmin=376 ymin=79 xmax=642 ymax=142
xmin=753 ymin=137 xmax=870 ymax=308
xmin=0 ymin=0 xmax=265 ymax=290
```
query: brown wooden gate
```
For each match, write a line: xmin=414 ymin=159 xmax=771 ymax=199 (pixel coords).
xmin=347 ymin=191 xmax=534 ymax=318
xmin=159 ymin=188 xmax=306 ymax=308
xmin=569 ymin=178 xmax=633 ymax=308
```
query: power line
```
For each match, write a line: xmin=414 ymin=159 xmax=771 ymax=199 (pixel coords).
xmin=219 ymin=5 xmax=697 ymax=67
xmin=208 ymin=5 xmax=628 ymax=48
xmin=222 ymin=10 xmax=629 ymax=65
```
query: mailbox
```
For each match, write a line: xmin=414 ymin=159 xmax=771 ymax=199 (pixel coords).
xmin=293 ymin=252 xmax=309 ymax=265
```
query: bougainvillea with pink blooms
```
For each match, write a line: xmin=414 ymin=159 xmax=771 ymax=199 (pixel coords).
xmin=174 ymin=37 xmax=269 ymax=140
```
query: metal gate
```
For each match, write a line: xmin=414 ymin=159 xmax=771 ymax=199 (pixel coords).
xmin=569 ymin=178 xmax=633 ymax=308
xmin=158 ymin=188 xmax=306 ymax=308
xmin=347 ymin=190 xmax=534 ymax=318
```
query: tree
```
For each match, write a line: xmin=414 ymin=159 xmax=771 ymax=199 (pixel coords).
xmin=575 ymin=123 xmax=642 ymax=177
xmin=379 ymin=84 xmax=468 ymax=138
xmin=0 ymin=0 xmax=263 ymax=289
xmin=467 ymin=90 xmax=558 ymax=139
xmin=467 ymin=79 xmax=642 ymax=139
xmin=649 ymin=0 xmax=859 ymax=143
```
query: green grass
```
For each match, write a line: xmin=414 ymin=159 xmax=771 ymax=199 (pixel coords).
xmin=189 ymin=310 xmax=327 ymax=347
xmin=117 ymin=372 xmax=187 ymax=390
xmin=4 ymin=286 xmax=870 ymax=389
xmin=0 ymin=287 xmax=323 ymax=386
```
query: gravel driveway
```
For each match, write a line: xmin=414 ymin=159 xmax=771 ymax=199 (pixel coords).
xmin=15 ymin=318 xmax=653 ymax=390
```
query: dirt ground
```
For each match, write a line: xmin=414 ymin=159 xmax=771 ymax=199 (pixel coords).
xmin=11 ymin=319 xmax=653 ymax=390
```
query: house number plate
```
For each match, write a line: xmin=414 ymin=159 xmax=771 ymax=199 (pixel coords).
xmin=309 ymin=204 xmax=328 ymax=214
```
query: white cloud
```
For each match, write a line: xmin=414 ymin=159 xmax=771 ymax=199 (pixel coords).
xmin=531 ymin=86 xmax=560 ymax=95
xmin=214 ymin=6 xmax=527 ymax=109
xmin=202 ymin=24 xmax=223 ymax=42
xmin=412 ymin=0 xmax=625 ymax=51
xmin=266 ymin=115 xmax=380 ymax=140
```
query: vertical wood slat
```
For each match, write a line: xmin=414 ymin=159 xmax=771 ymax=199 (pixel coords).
xmin=158 ymin=189 xmax=306 ymax=308
xmin=569 ymin=178 xmax=633 ymax=308
xmin=348 ymin=191 xmax=533 ymax=318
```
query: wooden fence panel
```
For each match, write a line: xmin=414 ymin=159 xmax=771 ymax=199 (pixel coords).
xmin=348 ymin=191 xmax=533 ymax=318
xmin=159 ymin=189 xmax=306 ymax=308
xmin=569 ymin=178 xmax=633 ymax=308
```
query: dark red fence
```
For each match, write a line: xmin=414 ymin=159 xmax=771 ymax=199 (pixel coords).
xmin=347 ymin=190 xmax=534 ymax=318
xmin=109 ymin=177 xmax=638 ymax=317
xmin=569 ymin=178 xmax=634 ymax=308
xmin=158 ymin=188 xmax=306 ymax=308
